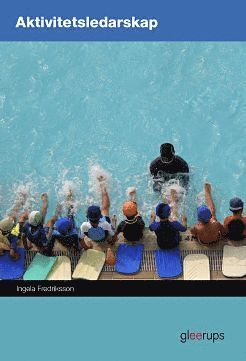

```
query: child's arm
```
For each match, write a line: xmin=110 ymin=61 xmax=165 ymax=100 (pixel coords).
xmin=181 ymin=216 xmax=187 ymax=228
xmin=149 ymin=212 xmax=156 ymax=226
xmin=112 ymin=221 xmax=123 ymax=244
xmin=112 ymin=232 xmax=119 ymax=244
xmin=80 ymin=237 xmax=93 ymax=250
xmin=41 ymin=193 xmax=48 ymax=223
xmin=45 ymin=216 xmax=57 ymax=240
xmin=18 ymin=211 xmax=29 ymax=224
xmin=21 ymin=233 xmax=31 ymax=250
xmin=190 ymin=225 xmax=198 ymax=239
xmin=218 ymin=222 xmax=227 ymax=236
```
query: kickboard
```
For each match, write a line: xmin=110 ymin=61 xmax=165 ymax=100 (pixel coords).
xmin=72 ymin=249 xmax=105 ymax=280
xmin=183 ymin=254 xmax=210 ymax=280
xmin=155 ymin=248 xmax=182 ymax=278
xmin=0 ymin=248 xmax=25 ymax=280
xmin=222 ymin=245 xmax=246 ymax=278
xmin=116 ymin=244 xmax=144 ymax=274
xmin=23 ymin=253 xmax=58 ymax=280
xmin=47 ymin=256 xmax=71 ymax=280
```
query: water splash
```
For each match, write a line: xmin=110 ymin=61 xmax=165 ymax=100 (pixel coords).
xmin=57 ymin=179 xmax=83 ymax=216
xmin=6 ymin=183 xmax=32 ymax=217
xmin=88 ymin=163 xmax=112 ymax=203
xmin=161 ymin=179 xmax=187 ymax=219
xmin=126 ymin=186 xmax=137 ymax=199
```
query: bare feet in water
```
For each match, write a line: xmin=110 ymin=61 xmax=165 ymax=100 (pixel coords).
xmin=41 ymin=192 xmax=48 ymax=201
xmin=97 ymin=175 xmax=106 ymax=183
xmin=126 ymin=187 xmax=137 ymax=202
xmin=204 ymin=182 xmax=212 ymax=194
xmin=170 ymin=188 xmax=178 ymax=202
xmin=55 ymin=204 xmax=63 ymax=218
xmin=169 ymin=188 xmax=179 ymax=219
xmin=66 ymin=188 xmax=74 ymax=202
xmin=97 ymin=175 xmax=107 ymax=192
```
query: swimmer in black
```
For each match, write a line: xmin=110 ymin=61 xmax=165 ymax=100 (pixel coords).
xmin=150 ymin=143 xmax=189 ymax=191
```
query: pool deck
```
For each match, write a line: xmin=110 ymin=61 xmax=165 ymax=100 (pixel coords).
xmin=98 ymin=230 xmax=246 ymax=281
xmin=21 ymin=229 xmax=246 ymax=281
xmin=49 ymin=229 xmax=246 ymax=281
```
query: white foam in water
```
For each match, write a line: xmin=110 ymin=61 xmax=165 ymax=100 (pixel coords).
xmin=57 ymin=179 xmax=82 ymax=215
xmin=161 ymin=179 xmax=187 ymax=218
xmin=126 ymin=186 xmax=137 ymax=199
xmin=6 ymin=183 xmax=31 ymax=216
xmin=196 ymin=190 xmax=206 ymax=206
xmin=88 ymin=164 xmax=112 ymax=203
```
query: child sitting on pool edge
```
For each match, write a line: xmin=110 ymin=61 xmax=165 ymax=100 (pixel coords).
xmin=21 ymin=193 xmax=57 ymax=255
xmin=149 ymin=190 xmax=187 ymax=249
xmin=113 ymin=187 xmax=145 ymax=243
xmin=80 ymin=176 xmax=116 ymax=265
xmin=224 ymin=197 xmax=246 ymax=241
xmin=190 ymin=183 xmax=226 ymax=245
xmin=0 ymin=188 xmax=28 ymax=260
xmin=52 ymin=188 xmax=82 ymax=251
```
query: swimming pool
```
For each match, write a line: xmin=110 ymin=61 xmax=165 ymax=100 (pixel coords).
xmin=0 ymin=42 xmax=245 ymax=224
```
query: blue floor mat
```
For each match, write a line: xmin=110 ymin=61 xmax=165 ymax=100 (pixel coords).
xmin=155 ymin=248 xmax=182 ymax=278
xmin=116 ymin=244 xmax=144 ymax=274
xmin=0 ymin=248 xmax=25 ymax=280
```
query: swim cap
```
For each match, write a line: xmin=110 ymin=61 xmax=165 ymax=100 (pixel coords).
xmin=0 ymin=217 xmax=14 ymax=232
xmin=123 ymin=201 xmax=138 ymax=218
xmin=229 ymin=197 xmax=244 ymax=211
xmin=88 ymin=226 xmax=105 ymax=241
xmin=87 ymin=205 xmax=102 ymax=222
xmin=197 ymin=205 xmax=212 ymax=223
xmin=28 ymin=211 xmax=42 ymax=226
xmin=160 ymin=143 xmax=175 ymax=163
xmin=55 ymin=217 xmax=72 ymax=235
xmin=156 ymin=203 xmax=171 ymax=218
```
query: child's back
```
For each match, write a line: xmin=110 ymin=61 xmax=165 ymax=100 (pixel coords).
xmin=191 ymin=220 xmax=224 ymax=244
xmin=152 ymin=219 xmax=185 ymax=249
xmin=149 ymin=203 xmax=187 ymax=249
xmin=117 ymin=215 xmax=145 ymax=243
xmin=224 ymin=197 xmax=246 ymax=241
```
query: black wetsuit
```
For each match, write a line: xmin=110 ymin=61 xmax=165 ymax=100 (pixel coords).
xmin=150 ymin=156 xmax=189 ymax=189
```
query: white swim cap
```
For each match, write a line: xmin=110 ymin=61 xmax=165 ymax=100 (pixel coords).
xmin=28 ymin=211 xmax=42 ymax=226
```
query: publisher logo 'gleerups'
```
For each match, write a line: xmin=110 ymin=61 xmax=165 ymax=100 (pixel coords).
xmin=180 ymin=330 xmax=225 ymax=344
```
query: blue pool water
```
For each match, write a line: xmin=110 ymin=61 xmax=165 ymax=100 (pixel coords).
xmin=0 ymin=42 xmax=245 ymax=224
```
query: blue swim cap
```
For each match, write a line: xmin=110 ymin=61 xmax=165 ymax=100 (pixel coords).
xmin=87 ymin=205 xmax=102 ymax=222
xmin=55 ymin=217 xmax=72 ymax=235
xmin=197 ymin=205 xmax=212 ymax=223
xmin=156 ymin=203 xmax=171 ymax=218
xmin=88 ymin=227 xmax=106 ymax=242
xmin=229 ymin=197 xmax=244 ymax=211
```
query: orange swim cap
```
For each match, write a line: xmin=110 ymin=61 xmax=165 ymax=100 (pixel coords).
xmin=123 ymin=201 xmax=137 ymax=217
